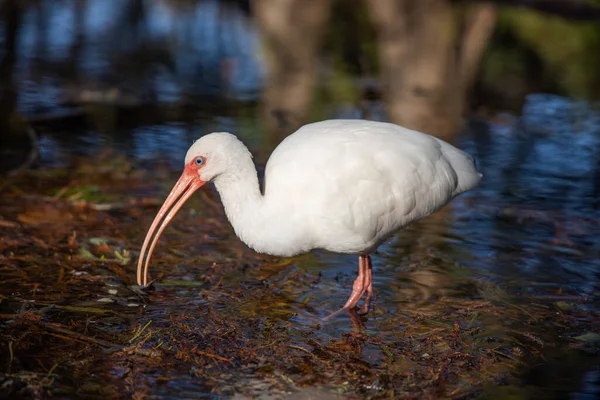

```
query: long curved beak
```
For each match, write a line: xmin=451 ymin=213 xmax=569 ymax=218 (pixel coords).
xmin=137 ymin=168 xmax=206 ymax=286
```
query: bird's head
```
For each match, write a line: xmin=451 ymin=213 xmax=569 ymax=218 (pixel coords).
xmin=183 ymin=132 xmax=248 ymax=183
xmin=136 ymin=132 xmax=247 ymax=287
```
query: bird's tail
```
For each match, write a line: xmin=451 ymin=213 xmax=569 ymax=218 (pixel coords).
xmin=439 ymin=142 xmax=482 ymax=196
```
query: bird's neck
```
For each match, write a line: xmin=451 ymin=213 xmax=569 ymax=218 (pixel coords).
xmin=212 ymin=159 xmax=303 ymax=257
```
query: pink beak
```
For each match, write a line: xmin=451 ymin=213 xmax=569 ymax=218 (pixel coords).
xmin=137 ymin=166 xmax=206 ymax=286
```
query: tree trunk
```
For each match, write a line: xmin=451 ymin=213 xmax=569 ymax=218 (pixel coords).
xmin=252 ymin=0 xmax=331 ymax=145
xmin=367 ymin=0 xmax=496 ymax=141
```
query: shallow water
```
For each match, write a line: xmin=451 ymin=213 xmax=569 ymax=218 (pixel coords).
xmin=44 ymin=93 xmax=596 ymax=399
xmin=37 ymin=94 xmax=600 ymax=315
xmin=2 ymin=1 xmax=600 ymax=398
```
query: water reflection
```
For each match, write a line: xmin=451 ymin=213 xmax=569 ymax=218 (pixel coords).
xmin=16 ymin=0 xmax=260 ymax=108
xmin=2 ymin=0 xmax=600 ymax=397
xmin=7 ymin=0 xmax=600 ymax=319
xmin=461 ymin=94 xmax=600 ymax=296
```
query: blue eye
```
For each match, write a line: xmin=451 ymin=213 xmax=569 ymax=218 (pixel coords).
xmin=195 ymin=157 xmax=204 ymax=166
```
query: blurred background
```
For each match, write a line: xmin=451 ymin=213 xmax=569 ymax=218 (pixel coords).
xmin=1 ymin=0 xmax=599 ymax=171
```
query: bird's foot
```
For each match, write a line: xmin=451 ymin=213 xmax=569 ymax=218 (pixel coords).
xmin=321 ymin=290 xmax=364 ymax=321
xmin=357 ymin=266 xmax=373 ymax=315
xmin=323 ymin=256 xmax=373 ymax=321
xmin=322 ymin=255 xmax=373 ymax=321
xmin=321 ymin=295 xmax=371 ymax=321
xmin=321 ymin=306 xmax=350 ymax=321
xmin=357 ymin=289 xmax=372 ymax=315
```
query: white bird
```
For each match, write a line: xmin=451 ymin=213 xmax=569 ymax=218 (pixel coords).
xmin=137 ymin=119 xmax=482 ymax=318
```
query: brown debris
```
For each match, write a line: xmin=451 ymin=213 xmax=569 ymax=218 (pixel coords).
xmin=0 ymin=157 xmax=599 ymax=399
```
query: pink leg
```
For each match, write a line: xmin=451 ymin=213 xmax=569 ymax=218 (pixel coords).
xmin=323 ymin=255 xmax=372 ymax=320
xmin=357 ymin=256 xmax=373 ymax=315
xmin=341 ymin=255 xmax=368 ymax=309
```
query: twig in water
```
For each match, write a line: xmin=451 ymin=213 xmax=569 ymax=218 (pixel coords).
xmin=194 ymin=349 xmax=233 ymax=364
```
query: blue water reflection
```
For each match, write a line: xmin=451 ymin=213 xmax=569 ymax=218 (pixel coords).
xmin=12 ymin=1 xmax=599 ymax=307
xmin=15 ymin=0 xmax=261 ymax=117
xmin=7 ymin=1 xmax=600 ymax=397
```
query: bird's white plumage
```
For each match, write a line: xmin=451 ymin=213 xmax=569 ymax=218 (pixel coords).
xmin=262 ymin=120 xmax=481 ymax=255
xmin=188 ymin=119 xmax=481 ymax=258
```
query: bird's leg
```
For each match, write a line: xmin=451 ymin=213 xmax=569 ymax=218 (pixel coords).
xmin=341 ymin=255 xmax=368 ymax=310
xmin=322 ymin=255 xmax=369 ymax=321
xmin=357 ymin=255 xmax=373 ymax=315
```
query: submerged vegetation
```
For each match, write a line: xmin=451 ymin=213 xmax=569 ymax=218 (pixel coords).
xmin=1 ymin=0 xmax=600 ymax=398
xmin=0 ymin=153 xmax=598 ymax=398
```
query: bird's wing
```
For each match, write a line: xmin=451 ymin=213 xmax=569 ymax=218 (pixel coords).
xmin=264 ymin=120 xmax=464 ymax=253
xmin=311 ymin=135 xmax=459 ymax=251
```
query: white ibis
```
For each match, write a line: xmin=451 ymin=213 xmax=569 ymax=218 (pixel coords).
xmin=137 ymin=119 xmax=482 ymax=317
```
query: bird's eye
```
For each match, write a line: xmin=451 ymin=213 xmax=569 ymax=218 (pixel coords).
xmin=195 ymin=157 xmax=204 ymax=166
